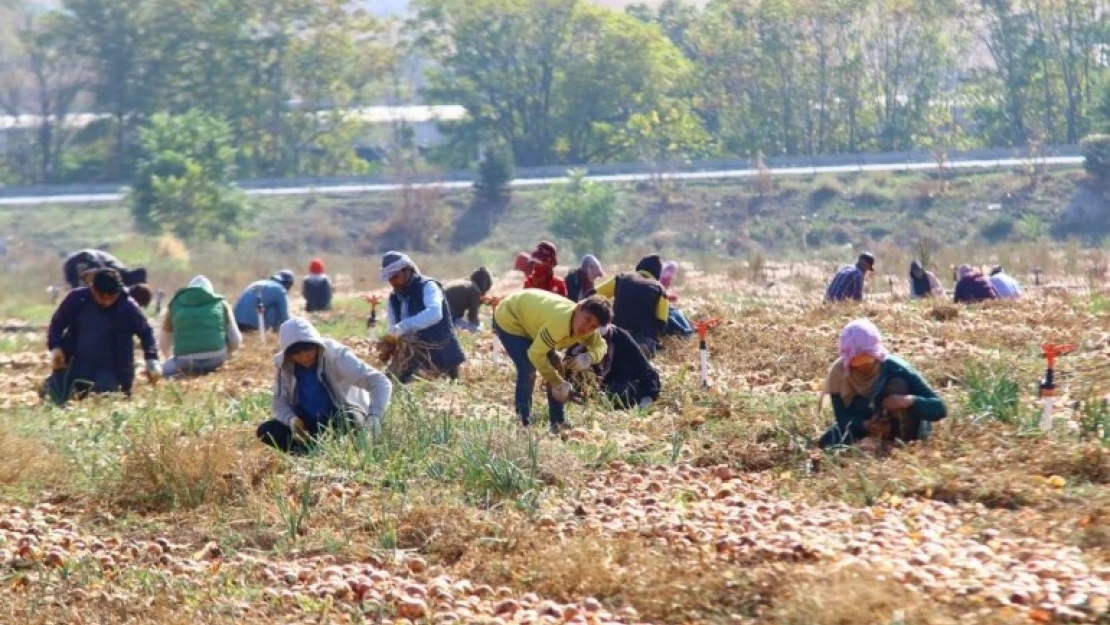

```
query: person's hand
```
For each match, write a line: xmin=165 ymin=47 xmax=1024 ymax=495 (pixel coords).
xmin=388 ymin=324 xmax=405 ymax=338
xmin=144 ymin=359 xmax=162 ymax=384
xmin=551 ymin=381 xmax=573 ymax=403
xmin=49 ymin=348 xmax=66 ymax=371
xmin=291 ymin=417 xmax=309 ymax=443
xmin=637 ymin=397 xmax=654 ymax=409
xmin=882 ymin=395 xmax=915 ymax=411
xmin=568 ymin=353 xmax=593 ymax=372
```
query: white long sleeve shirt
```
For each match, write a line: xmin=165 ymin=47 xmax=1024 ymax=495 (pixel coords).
xmin=386 ymin=280 xmax=445 ymax=335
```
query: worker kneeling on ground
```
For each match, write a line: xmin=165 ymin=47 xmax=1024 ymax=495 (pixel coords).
xmin=63 ymin=248 xmax=154 ymax=308
xmin=257 ymin=317 xmax=392 ymax=455
xmin=380 ymin=251 xmax=466 ymax=383
xmin=444 ymin=266 xmax=493 ymax=332
xmin=44 ymin=269 xmax=160 ymax=404
xmin=819 ymin=319 xmax=947 ymax=451
xmin=566 ymin=324 xmax=660 ymax=410
xmin=160 ymin=275 xmax=242 ymax=378
xmin=233 ymin=270 xmax=294 ymax=332
xmin=492 ymin=290 xmax=611 ymax=434
xmin=593 ymin=254 xmax=669 ymax=358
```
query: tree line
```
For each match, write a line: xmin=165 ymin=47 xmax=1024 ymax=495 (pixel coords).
xmin=1 ymin=0 xmax=1109 ymax=187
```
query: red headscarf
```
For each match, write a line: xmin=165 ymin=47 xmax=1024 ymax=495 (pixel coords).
xmin=309 ymin=258 xmax=325 ymax=274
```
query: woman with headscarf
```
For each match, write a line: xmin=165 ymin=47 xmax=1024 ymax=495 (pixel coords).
xmin=161 ymin=276 xmax=242 ymax=377
xmin=908 ymin=261 xmax=945 ymax=299
xmin=660 ymin=260 xmax=695 ymax=337
xmin=819 ymin=319 xmax=947 ymax=449
xmin=523 ymin=241 xmax=568 ymax=298
xmin=953 ymin=264 xmax=998 ymax=304
xmin=565 ymin=255 xmax=605 ymax=302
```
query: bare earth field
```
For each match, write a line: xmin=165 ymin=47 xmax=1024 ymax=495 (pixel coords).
xmin=1 ymin=264 xmax=1109 ymax=624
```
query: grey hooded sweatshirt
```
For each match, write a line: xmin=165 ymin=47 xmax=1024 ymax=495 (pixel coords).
xmin=272 ymin=317 xmax=393 ymax=433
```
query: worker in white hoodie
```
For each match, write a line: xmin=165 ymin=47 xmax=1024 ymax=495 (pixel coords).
xmin=256 ymin=317 xmax=393 ymax=454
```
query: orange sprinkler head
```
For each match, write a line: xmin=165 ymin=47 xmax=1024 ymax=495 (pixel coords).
xmin=695 ymin=318 xmax=722 ymax=341
xmin=363 ymin=293 xmax=383 ymax=308
xmin=1041 ymin=343 xmax=1075 ymax=369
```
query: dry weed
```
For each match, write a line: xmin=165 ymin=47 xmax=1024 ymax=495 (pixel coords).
xmin=773 ymin=566 xmax=959 ymax=625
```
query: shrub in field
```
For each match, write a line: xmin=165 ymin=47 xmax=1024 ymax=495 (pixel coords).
xmin=542 ymin=169 xmax=619 ymax=258
xmin=1081 ymin=134 xmax=1110 ymax=184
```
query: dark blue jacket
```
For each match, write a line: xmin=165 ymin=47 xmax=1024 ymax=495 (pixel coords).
xmin=47 ymin=288 xmax=158 ymax=394
xmin=388 ymin=274 xmax=466 ymax=373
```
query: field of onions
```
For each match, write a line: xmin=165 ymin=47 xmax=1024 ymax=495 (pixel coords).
xmin=0 ymin=263 xmax=1108 ymax=624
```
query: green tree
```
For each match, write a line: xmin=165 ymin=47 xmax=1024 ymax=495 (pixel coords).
xmin=130 ymin=111 xmax=251 ymax=241
xmin=542 ymin=169 xmax=618 ymax=257
xmin=413 ymin=0 xmax=702 ymax=167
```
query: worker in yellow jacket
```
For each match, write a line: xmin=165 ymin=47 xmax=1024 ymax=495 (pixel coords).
xmin=492 ymin=290 xmax=612 ymax=433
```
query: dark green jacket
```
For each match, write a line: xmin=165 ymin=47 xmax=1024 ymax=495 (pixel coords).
xmin=820 ymin=355 xmax=947 ymax=447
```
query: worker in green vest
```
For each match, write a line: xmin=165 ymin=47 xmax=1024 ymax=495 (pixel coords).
xmin=160 ymin=275 xmax=242 ymax=377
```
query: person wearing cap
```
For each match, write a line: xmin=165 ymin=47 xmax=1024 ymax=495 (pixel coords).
xmin=825 ymin=252 xmax=875 ymax=303
xmin=159 ymin=276 xmax=242 ymax=378
xmin=988 ymin=266 xmax=1023 ymax=300
xmin=909 ymin=261 xmax=945 ymax=299
xmin=565 ymin=255 xmax=605 ymax=302
xmin=256 ymin=317 xmax=393 ymax=454
xmin=592 ymin=254 xmax=670 ymax=358
xmin=953 ymin=264 xmax=998 ymax=304
xmin=523 ymin=241 xmax=568 ymax=298
xmin=819 ymin=318 xmax=947 ymax=450
xmin=43 ymin=268 xmax=161 ymax=404
xmin=233 ymin=270 xmax=294 ymax=332
xmin=380 ymin=251 xmax=466 ymax=383
xmin=659 ymin=260 xmax=695 ymax=338
xmin=492 ymin=290 xmax=612 ymax=433
xmin=302 ymin=258 xmax=334 ymax=313
xmin=444 ymin=266 xmax=494 ymax=332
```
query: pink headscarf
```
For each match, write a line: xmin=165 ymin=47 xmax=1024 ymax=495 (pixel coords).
xmin=660 ymin=261 xmax=679 ymax=290
xmin=838 ymin=319 xmax=888 ymax=370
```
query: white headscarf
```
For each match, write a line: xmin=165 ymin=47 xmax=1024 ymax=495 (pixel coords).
xmin=189 ymin=275 xmax=214 ymax=291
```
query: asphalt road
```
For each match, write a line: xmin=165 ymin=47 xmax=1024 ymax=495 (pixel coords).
xmin=0 ymin=155 xmax=1083 ymax=206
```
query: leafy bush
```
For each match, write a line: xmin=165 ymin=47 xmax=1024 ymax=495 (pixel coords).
xmin=979 ymin=214 xmax=1016 ymax=243
xmin=542 ymin=169 xmax=619 ymax=257
xmin=474 ymin=147 xmax=514 ymax=202
xmin=130 ymin=110 xmax=251 ymax=242
xmin=1080 ymin=134 xmax=1110 ymax=183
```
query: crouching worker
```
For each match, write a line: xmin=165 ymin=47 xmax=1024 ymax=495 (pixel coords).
xmin=44 ymin=269 xmax=160 ymax=404
xmin=302 ymin=258 xmax=334 ymax=312
xmin=160 ymin=276 xmax=242 ymax=377
xmin=567 ymin=325 xmax=660 ymax=410
xmin=256 ymin=318 xmax=393 ymax=455
xmin=492 ymin=290 xmax=611 ymax=433
xmin=444 ymin=266 xmax=493 ymax=332
xmin=819 ymin=319 xmax=947 ymax=450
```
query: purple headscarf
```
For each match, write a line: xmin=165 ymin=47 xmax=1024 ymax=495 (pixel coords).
xmin=838 ymin=318 xmax=888 ymax=370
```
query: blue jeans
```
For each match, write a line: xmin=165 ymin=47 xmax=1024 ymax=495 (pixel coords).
xmin=162 ymin=354 xmax=226 ymax=378
xmin=493 ymin=320 xmax=564 ymax=426
xmin=665 ymin=307 xmax=695 ymax=337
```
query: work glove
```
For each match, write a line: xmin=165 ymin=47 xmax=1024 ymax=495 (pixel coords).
xmin=49 ymin=348 xmax=66 ymax=371
xmin=144 ymin=359 xmax=163 ymax=384
xmin=567 ymin=353 xmax=593 ymax=372
xmin=291 ymin=417 xmax=310 ymax=444
xmin=551 ymin=381 xmax=573 ymax=403
xmin=387 ymin=324 xmax=405 ymax=339
xmin=637 ymin=397 xmax=654 ymax=410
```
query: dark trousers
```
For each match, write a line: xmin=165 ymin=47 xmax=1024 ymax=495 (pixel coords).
xmin=492 ymin=320 xmax=564 ymax=426
xmin=256 ymin=411 xmax=355 ymax=455
xmin=604 ymin=378 xmax=642 ymax=410
xmin=43 ymin=362 xmax=122 ymax=405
